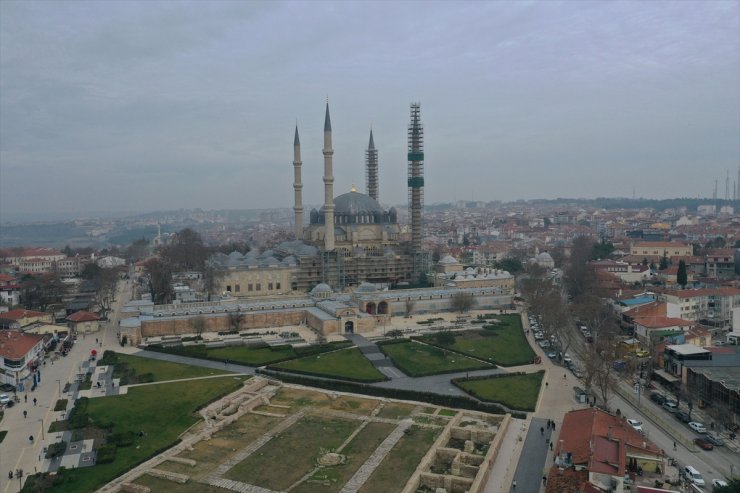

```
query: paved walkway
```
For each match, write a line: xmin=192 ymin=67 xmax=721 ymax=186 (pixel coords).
xmin=511 ymin=417 xmax=553 ymax=492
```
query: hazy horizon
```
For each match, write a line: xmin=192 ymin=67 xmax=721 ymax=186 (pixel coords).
xmin=1 ymin=1 xmax=739 ymax=221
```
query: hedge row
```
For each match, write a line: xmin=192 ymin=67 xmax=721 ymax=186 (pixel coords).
xmin=256 ymin=368 xmax=525 ymax=419
xmin=264 ymin=366 xmax=388 ymax=384
xmin=376 ymin=338 xmax=411 ymax=347
xmin=67 ymin=397 xmax=90 ymax=429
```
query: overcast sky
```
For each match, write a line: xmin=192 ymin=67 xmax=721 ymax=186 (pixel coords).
xmin=1 ymin=0 xmax=738 ymax=221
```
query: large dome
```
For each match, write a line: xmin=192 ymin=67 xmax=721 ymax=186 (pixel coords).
xmin=323 ymin=191 xmax=384 ymax=215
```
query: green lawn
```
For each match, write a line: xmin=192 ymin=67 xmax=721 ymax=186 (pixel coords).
xmin=454 ymin=371 xmax=544 ymax=411
xmin=421 ymin=314 xmax=535 ymax=366
xmin=379 ymin=341 xmax=493 ymax=377
xmin=271 ymin=347 xmax=386 ymax=382
xmin=358 ymin=425 xmax=440 ymax=493
xmin=293 ymin=422 xmax=396 ymax=493
xmin=204 ymin=345 xmax=297 ymax=365
xmin=100 ymin=351 xmax=233 ymax=382
xmin=225 ymin=415 xmax=358 ymax=490
xmin=23 ymin=376 xmax=248 ymax=493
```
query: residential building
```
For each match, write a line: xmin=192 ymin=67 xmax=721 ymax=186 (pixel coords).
xmin=630 ymin=241 xmax=692 ymax=259
xmin=633 ymin=316 xmax=694 ymax=346
xmin=548 ymin=408 xmax=664 ymax=493
xmin=66 ymin=310 xmax=101 ymax=334
xmin=705 ymin=248 xmax=736 ymax=279
xmin=658 ymin=288 xmax=740 ymax=327
xmin=0 ymin=309 xmax=53 ymax=327
xmin=0 ymin=330 xmax=46 ymax=387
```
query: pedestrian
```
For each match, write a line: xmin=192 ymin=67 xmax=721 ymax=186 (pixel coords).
xmin=512 ymin=479 xmax=516 ymax=489
xmin=95 ymin=338 xmax=98 ymax=344
xmin=545 ymin=381 xmax=548 ymax=388
xmin=540 ymin=426 xmax=544 ymax=435
xmin=33 ymin=397 xmax=37 ymax=406
xmin=8 ymin=470 xmax=12 ymax=480
xmin=552 ymin=422 xmax=556 ymax=431
xmin=673 ymin=441 xmax=676 ymax=451
xmin=29 ymin=435 xmax=34 ymax=443
xmin=563 ymin=373 xmax=567 ymax=379
xmin=23 ymin=410 xmax=27 ymax=418
xmin=542 ymin=475 xmax=547 ymax=485
xmin=24 ymin=394 xmax=27 ymax=403
xmin=550 ymin=441 xmax=553 ymax=450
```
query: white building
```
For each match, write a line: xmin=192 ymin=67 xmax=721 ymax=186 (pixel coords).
xmin=0 ymin=330 xmax=46 ymax=386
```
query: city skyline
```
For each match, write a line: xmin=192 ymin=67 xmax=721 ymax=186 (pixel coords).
xmin=1 ymin=0 xmax=738 ymax=221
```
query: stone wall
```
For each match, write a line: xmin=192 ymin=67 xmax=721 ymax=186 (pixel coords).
xmin=141 ymin=310 xmax=305 ymax=337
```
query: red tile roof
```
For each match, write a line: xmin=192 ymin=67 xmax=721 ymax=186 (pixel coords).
xmin=668 ymin=287 xmax=740 ymax=298
xmin=0 ymin=330 xmax=45 ymax=359
xmin=67 ymin=310 xmax=101 ymax=322
xmin=555 ymin=408 xmax=662 ymax=478
xmin=623 ymin=301 xmax=667 ymax=319
xmin=1 ymin=309 xmax=49 ymax=320
xmin=0 ymin=273 xmax=16 ymax=283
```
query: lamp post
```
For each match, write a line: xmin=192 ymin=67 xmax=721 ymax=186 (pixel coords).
xmin=56 ymin=379 xmax=61 ymax=396
xmin=39 ymin=419 xmax=44 ymax=440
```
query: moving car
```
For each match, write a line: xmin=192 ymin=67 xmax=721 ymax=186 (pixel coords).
xmin=688 ymin=421 xmax=707 ymax=433
xmin=694 ymin=438 xmax=713 ymax=450
xmin=626 ymin=419 xmax=643 ymax=433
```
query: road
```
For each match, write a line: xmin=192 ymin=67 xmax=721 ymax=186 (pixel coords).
xmin=0 ymin=279 xmax=134 ymax=493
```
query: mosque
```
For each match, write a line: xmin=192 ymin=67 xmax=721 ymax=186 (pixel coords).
xmin=124 ymin=102 xmax=515 ymax=342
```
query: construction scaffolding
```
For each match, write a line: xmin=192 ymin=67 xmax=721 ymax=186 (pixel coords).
xmin=408 ymin=103 xmax=425 ymax=280
xmin=366 ymin=129 xmax=378 ymax=201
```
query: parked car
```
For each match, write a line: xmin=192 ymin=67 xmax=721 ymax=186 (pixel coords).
xmin=0 ymin=394 xmax=9 ymax=406
xmin=704 ymin=433 xmax=724 ymax=446
xmin=0 ymin=383 xmax=15 ymax=392
xmin=571 ymin=367 xmax=584 ymax=378
xmin=712 ymin=479 xmax=729 ymax=488
xmin=674 ymin=411 xmax=691 ymax=423
xmin=547 ymin=352 xmax=557 ymax=359
xmin=563 ymin=353 xmax=573 ymax=365
xmin=538 ymin=340 xmax=551 ymax=348
xmin=693 ymin=438 xmax=713 ymax=450
xmin=683 ymin=466 xmax=705 ymax=487
xmin=688 ymin=421 xmax=707 ymax=433
xmin=662 ymin=399 xmax=678 ymax=413
xmin=650 ymin=393 xmax=666 ymax=405
xmin=626 ymin=419 xmax=644 ymax=434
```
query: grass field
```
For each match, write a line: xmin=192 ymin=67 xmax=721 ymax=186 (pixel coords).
xmin=27 ymin=376 xmax=248 ymax=493
xmin=100 ymin=351 xmax=233 ymax=382
xmin=203 ymin=345 xmax=297 ymax=365
xmin=454 ymin=371 xmax=544 ymax=411
xmin=133 ymin=475 xmax=230 ymax=493
xmin=271 ymin=347 xmax=386 ymax=382
xmin=292 ymin=422 xmax=396 ymax=493
xmin=420 ymin=314 xmax=535 ymax=366
xmin=379 ymin=341 xmax=493 ymax=377
xmin=225 ymin=415 xmax=358 ymax=490
xmin=358 ymin=425 xmax=441 ymax=493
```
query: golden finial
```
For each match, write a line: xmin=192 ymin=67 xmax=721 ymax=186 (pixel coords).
xmin=351 ymin=183 xmax=357 ymax=192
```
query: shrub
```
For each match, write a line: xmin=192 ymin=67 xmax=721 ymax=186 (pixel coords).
xmin=96 ymin=444 xmax=116 ymax=464
xmin=53 ymin=399 xmax=68 ymax=411
xmin=45 ymin=441 xmax=67 ymax=459
xmin=67 ymin=397 xmax=90 ymax=429
xmin=108 ymin=431 xmax=136 ymax=447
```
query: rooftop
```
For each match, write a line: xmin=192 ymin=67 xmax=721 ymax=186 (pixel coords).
xmin=0 ymin=330 xmax=45 ymax=360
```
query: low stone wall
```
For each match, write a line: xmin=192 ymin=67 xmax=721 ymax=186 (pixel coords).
xmin=141 ymin=310 xmax=306 ymax=337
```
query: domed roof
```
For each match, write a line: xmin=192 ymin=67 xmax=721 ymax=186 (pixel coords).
xmin=356 ymin=282 xmax=377 ymax=293
xmin=311 ymin=283 xmax=333 ymax=294
xmin=439 ymin=255 xmax=459 ymax=265
xmin=324 ymin=191 xmax=385 ymax=215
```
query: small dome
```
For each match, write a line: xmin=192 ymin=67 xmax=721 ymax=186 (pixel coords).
xmin=439 ymin=255 xmax=459 ymax=265
xmin=311 ymin=283 xmax=333 ymax=295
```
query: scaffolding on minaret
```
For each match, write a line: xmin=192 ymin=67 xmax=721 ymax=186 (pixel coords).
xmin=407 ymin=103 xmax=430 ymax=281
xmin=366 ymin=129 xmax=378 ymax=201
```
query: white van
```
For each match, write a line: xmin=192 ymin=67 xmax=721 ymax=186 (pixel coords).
xmin=684 ymin=465 xmax=705 ymax=487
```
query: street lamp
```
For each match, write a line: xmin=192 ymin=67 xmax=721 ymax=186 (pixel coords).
xmin=39 ymin=419 xmax=44 ymax=440
xmin=56 ymin=379 xmax=61 ymax=395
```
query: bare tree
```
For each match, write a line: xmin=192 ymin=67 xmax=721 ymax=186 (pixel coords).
xmin=144 ymin=259 xmax=174 ymax=304
xmin=191 ymin=316 xmax=207 ymax=339
xmin=450 ymin=292 xmax=476 ymax=313
xmin=404 ymin=299 xmax=415 ymax=318
xmin=228 ymin=311 xmax=243 ymax=333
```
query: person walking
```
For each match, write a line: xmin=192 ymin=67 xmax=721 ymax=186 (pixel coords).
xmin=673 ymin=441 xmax=676 ymax=451
xmin=33 ymin=397 xmax=37 ymax=406
xmin=512 ymin=479 xmax=516 ymax=489
xmin=24 ymin=394 xmax=27 ymax=403
xmin=540 ymin=426 xmax=544 ymax=435
xmin=23 ymin=410 xmax=27 ymax=418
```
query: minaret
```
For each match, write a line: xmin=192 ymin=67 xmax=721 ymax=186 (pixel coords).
xmin=322 ymin=102 xmax=335 ymax=251
xmin=408 ymin=103 xmax=424 ymax=255
xmin=366 ymin=128 xmax=379 ymax=201
xmin=293 ymin=125 xmax=304 ymax=239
